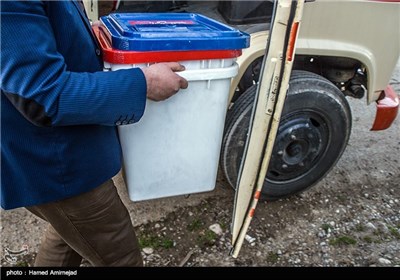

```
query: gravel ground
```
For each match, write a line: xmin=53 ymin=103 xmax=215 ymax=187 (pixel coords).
xmin=1 ymin=61 xmax=399 ymax=267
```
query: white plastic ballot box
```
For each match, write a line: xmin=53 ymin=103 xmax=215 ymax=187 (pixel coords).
xmin=95 ymin=13 xmax=250 ymax=201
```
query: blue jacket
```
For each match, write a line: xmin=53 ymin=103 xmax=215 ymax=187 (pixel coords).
xmin=1 ymin=1 xmax=147 ymax=209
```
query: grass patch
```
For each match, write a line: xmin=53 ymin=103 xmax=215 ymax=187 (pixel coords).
xmin=139 ymin=234 xmax=174 ymax=249
xmin=187 ymin=218 xmax=203 ymax=232
xmin=321 ymin=223 xmax=334 ymax=233
xmin=362 ymin=236 xmax=373 ymax=243
xmin=220 ymin=221 xmax=228 ymax=231
xmin=336 ymin=194 xmax=347 ymax=203
xmin=159 ymin=238 xmax=174 ymax=249
xmin=388 ymin=225 xmax=400 ymax=239
xmin=15 ymin=261 xmax=29 ymax=267
xmin=266 ymin=252 xmax=279 ymax=264
xmin=197 ymin=230 xmax=217 ymax=247
xmin=373 ymin=228 xmax=387 ymax=238
xmin=329 ymin=235 xmax=357 ymax=246
xmin=355 ymin=223 xmax=365 ymax=232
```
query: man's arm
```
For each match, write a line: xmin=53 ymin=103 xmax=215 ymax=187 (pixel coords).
xmin=1 ymin=1 xmax=185 ymax=127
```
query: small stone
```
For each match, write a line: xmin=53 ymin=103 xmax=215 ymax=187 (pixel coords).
xmin=142 ymin=247 xmax=154 ymax=255
xmin=385 ymin=255 xmax=393 ymax=260
xmin=312 ymin=210 xmax=320 ymax=215
xmin=154 ymin=223 xmax=161 ymax=229
xmin=209 ymin=224 xmax=223 ymax=235
xmin=378 ymin=258 xmax=391 ymax=265
xmin=366 ymin=222 xmax=377 ymax=230
xmin=245 ymin=234 xmax=256 ymax=243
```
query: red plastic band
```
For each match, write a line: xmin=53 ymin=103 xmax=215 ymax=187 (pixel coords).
xmin=93 ymin=26 xmax=242 ymax=64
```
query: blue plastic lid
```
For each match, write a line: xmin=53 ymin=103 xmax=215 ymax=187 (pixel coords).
xmin=100 ymin=13 xmax=250 ymax=51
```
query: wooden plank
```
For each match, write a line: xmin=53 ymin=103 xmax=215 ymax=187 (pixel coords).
xmin=231 ymin=0 xmax=305 ymax=258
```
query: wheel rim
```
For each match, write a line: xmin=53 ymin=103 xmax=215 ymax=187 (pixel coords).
xmin=266 ymin=110 xmax=329 ymax=183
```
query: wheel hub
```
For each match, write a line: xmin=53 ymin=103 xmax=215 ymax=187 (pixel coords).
xmin=267 ymin=114 xmax=325 ymax=181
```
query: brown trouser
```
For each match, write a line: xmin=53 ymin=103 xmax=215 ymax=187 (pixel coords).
xmin=26 ymin=179 xmax=143 ymax=267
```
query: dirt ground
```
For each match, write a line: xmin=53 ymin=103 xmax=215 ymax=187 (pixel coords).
xmin=1 ymin=60 xmax=399 ymax=267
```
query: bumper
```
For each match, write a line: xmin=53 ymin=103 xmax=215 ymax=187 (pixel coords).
xmin=371 ymin=85 xmax=399 ymax=131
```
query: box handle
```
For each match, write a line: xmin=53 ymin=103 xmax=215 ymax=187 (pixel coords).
xmin=177 ymin=63 xmax=239 ymax=82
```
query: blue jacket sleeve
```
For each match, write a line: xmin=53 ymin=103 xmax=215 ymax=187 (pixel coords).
xmin=1 ymin=1 xmax=147 ymax=127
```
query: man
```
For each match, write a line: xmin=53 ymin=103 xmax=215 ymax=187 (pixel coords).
xmin=1 ymin=1 xmax=188 ymax=266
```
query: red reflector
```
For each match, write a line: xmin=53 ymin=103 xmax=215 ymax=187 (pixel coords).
xmin=249 ymin=209 xmax=255 ymax=217
xmin=287 ymin=22 xmax=299 ymax=62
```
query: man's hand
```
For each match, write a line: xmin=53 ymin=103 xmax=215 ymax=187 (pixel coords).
xmin=142 ymin=63 xmax=188 ymax=101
